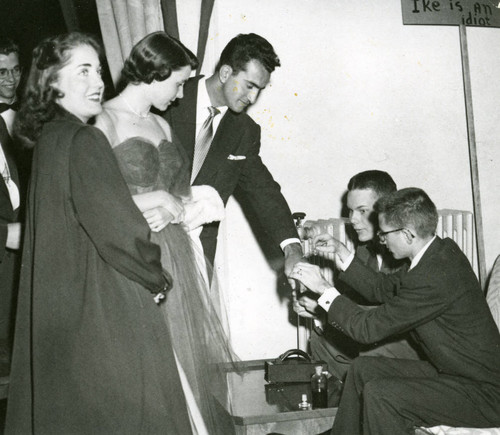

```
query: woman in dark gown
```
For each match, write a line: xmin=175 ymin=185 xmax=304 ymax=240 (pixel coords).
xmin=5 ymin=33 xmax=193 ymax=434
xmin=96 ymin=32 xmax=235 ymax=435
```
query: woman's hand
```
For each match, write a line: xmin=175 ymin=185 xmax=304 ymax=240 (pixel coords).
xmin=182 ymin=185 xmax=225 ymax=231
xmin=159 ymin=191 xmax=185 ymax=224
xmin=289 ymin=262 xmax=331 ymax=295
xmin=143 ymin=207 xmax=176 ymax=232
xmin=133 ymin=190 xmax=185 ymax=230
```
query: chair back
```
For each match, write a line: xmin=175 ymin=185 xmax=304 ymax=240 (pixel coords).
xmin=486 ymin=255 xmax=500 ymax=331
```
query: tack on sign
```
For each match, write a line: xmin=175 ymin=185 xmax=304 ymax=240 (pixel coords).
xmin=401 ymin=0 xmax=500 ymax=27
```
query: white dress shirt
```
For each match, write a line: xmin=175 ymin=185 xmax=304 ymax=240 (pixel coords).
xmin=0 ymin=143 xmax=20 ymax=210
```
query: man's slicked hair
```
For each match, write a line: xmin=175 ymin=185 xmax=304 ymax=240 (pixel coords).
xmin=348 ymin=170 xmax=397 ymax=199
xmin=215 ymin=33 xmax=280 ymax=74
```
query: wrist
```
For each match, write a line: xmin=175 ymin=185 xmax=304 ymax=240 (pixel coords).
xmin=336 ymin=244 xmax=352 ymax=262
xmin=314 ymin=280 xmax=332 ymax=295
xmin=284 ymin=242 xmax=303 ymax=257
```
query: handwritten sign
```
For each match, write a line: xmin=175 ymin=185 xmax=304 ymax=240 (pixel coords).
xmin=401 ymin=0 xmax=500 ymax=27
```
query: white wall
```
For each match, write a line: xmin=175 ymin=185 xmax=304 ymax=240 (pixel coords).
xmin=178 ymin=0 xmax=500 ymax=360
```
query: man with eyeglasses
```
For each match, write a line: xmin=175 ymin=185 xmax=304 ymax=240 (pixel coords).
xmin=293 ymin=170 xmax=420 ymax=381
xmin=0 ymin=37 xmax=22 ymax=362
xmin=0 ymin=38 xmax=21 ymax=136
xmin=291 ymin=187 xmax=500 ymax=434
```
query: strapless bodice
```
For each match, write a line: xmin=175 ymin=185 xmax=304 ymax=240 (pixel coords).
xmin=113 ymin=136 xmax=190 ymax=197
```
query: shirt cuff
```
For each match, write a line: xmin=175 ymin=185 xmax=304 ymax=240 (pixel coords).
xmin=318 ymin=287 xmax=341 ymax=311
xmin=337 ymin=251 xmax=355 ymax=271
xmin=280 ymin=238 xmax=301 ymax=251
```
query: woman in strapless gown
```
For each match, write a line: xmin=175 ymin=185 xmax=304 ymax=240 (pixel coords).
xmin=96 ymin=32 xmax=235 ymax=435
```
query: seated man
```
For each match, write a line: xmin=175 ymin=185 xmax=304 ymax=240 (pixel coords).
xmin=294 ymin=170 xmax=420 ymax=380
xmin=291 ymin=188 xmax=500 ymax=434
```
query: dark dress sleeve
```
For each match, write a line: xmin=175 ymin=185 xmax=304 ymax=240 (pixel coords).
xmin=68 ymin=125 xmax=165 ymax=293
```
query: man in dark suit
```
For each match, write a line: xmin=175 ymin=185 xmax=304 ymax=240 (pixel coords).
xmin=165 ymin=33 xmax=302 ymax=280
xmin=0 ymin=103 xmax=21 ymax=357
xmin=293 ymin=171 xmax=420 ymax=381
xmin=0 ymin=37 xmax=29 ymax=195
xmin=0 ymin=38 xmax=24 ymax=358
xmin=291 ymin=188 xmax=500 ymax=433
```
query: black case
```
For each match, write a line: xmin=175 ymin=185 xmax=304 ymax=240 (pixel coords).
xmin=264 ymin=349 xmax=328 ymax=383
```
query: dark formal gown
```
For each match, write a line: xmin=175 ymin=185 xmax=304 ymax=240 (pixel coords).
xmin=111 ymin=133 xmax=235 ymax=435
xmin=5 ymin=110 xmax=193 ymax=434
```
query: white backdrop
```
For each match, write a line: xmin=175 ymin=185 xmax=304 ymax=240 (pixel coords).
xmin=175 ymin=0 xmax=500 ymax=360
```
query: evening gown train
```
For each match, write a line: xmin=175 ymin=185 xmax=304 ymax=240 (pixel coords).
xmin=112 ymin=136 xmax=234 ymax=435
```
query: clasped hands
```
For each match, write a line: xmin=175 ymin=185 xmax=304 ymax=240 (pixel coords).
xmin=143 ymin=186 xmax=225 ymax=233
xmin=143 ymin=191 xmax=185 ymax=232
xmin=289 ymin=233 xmax=350 ymax=318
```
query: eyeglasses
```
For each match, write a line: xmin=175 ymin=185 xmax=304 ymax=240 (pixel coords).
xmin=0 ymin=66 xmax=22 ymax=81
xmin=377 ymin=227 xmax=415 ymax=242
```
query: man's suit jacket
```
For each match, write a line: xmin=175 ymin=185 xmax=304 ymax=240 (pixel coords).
xmin=330 ymin=237 xmax=500 ymax=388
xmin=0 ymin=136 xmax=20 ymax=345
xmin=165 ymin=76 xmax=298 ymax=265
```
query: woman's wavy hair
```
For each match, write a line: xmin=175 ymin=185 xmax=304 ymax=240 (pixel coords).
xmin=119 ymin=31 xmax=198 ymax=89
xmin=15 ymin=32 xmax=102 ymax=147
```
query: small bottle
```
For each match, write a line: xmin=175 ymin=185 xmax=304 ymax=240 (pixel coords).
xmin=311 ymin=365 xmax=328 ymax=408
xmin=298 ymin=393 xmax=310 ymax=410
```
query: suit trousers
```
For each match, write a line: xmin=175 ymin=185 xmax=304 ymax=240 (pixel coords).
xmin=331 ymin=356 xmax=500 ymax=435
xmin=310 ymin=310 xmax=421 ymax=381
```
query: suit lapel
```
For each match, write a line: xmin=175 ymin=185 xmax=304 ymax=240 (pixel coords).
xmin=0 ymin=117 xmax=15 ymax=206
xmin=194 ymin=110 xmax=240 ymax=184
xmin=0 ymin=148 xmax=16 ymax=212
xmin=167 ymin=76 xmax=201 ymax=161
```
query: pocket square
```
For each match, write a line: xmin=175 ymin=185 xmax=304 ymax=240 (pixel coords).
xmin=227 ymin=154 xmax=246 ymax=160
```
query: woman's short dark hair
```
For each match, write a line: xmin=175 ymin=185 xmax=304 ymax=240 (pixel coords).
xmin=121 ymin=32 xmax=198 ymax=86
xmin=16 ymin=32 xmax=102 ymax=146
xmin=215 ymin=33 xmax=280 ymax=74
xmin=375 ymin=187 xmax=438 ymax=238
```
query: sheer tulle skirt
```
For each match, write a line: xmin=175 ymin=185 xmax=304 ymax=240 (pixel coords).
xmin=151 ymin=224 xmax=236 ymax=435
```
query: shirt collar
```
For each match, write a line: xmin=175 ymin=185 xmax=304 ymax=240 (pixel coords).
xmin=196 ymin=77 xmax=228 ymax=123
xmin=409 ymin=235 xmax=436 ymax=270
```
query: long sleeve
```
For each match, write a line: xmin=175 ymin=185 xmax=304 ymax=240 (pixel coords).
xmin=329 ymin=256 xmax=450 ymax=344
xmin=69 ymin=126 xmax=165 ymax=293
xmin=233 ymin=124 xmax=298 ymax=246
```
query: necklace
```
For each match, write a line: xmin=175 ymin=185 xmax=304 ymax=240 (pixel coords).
xmin=119 ymin=93 xmax=150 ymax=119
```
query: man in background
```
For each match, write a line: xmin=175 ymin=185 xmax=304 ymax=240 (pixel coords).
xmin=0 ymin=38 xmax=22 ymax=358
xmin=164 ymin=33 xmax=303 ymax=282
xmin=0 ymin=37 xmax=30 ymax=193
xmin=294 ymin=170 xmax=420 ymax=380
xmin=0 ymin=38 xmax=21 ymax=137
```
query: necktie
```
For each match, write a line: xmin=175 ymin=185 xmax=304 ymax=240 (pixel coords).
xmin=191 ymin=106 xmax=220 ymax=183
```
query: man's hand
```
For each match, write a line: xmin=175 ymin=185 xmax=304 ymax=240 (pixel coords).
xmin=313 ymin=233 xmax=352 ymax=263
xmin=292 ymin=290 xmax=319 ymax=318
xmin=283 ymin=242 xmax=305 ymax=290
xmin=289 ymin=261 xmax=331 ymax=295
xmin=6 ymin=222 xmax=21 ymax=250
